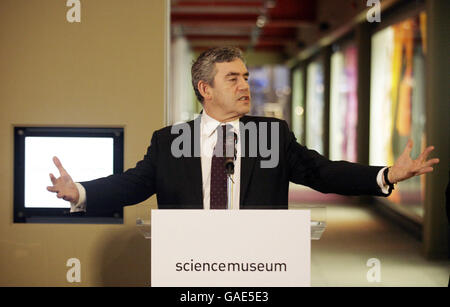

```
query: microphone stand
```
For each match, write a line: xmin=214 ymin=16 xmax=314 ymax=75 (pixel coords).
xmin=225 ymin=158 xmax=235 ymax=210
xmin=224 ymin=131 xmax=237 ymax=209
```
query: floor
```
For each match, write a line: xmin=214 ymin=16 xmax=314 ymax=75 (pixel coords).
xmin=289 ymin=201 xmax=449 ymax=287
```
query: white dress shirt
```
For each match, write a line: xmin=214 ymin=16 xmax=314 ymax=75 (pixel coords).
xmin=70 ymin=111 xmax=389 ymax=213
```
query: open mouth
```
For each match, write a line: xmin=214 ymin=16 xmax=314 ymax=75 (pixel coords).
xmin=238 ymin=96 xmax=250 ymax=102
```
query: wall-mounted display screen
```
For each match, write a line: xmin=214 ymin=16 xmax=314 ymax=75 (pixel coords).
xmin=14 ymin=127 xmax=124 ymax=223
xmin=306 ymin=59 xmax=325 ymax=155
xmin=24 ymin=137 xmax=114 ymax=209
xmin=330 ymin=44 xmax=358 ymax=162
xmin=370 ymin=12 xmax=427 ymax=220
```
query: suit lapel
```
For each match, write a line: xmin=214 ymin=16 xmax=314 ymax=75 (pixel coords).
xmin=184 ymin=117 xmax=203 ymax=208
xmin=239 ymin=116 xmax=257 ymax=208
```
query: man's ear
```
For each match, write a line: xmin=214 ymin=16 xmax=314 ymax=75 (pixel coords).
xmin=197 ymin=80 xmax=212 ymax=101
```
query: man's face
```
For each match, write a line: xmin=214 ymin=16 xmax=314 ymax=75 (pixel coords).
xmin=207 ymin=59 xmax=251 ymax=120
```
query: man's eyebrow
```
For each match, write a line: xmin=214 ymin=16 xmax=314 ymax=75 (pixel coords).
xmin=225 ymin=71 xmax=250 ymax=77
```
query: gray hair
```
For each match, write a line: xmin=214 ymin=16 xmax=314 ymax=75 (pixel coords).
xmin=191 ymin=46 xmax=245 ymax=104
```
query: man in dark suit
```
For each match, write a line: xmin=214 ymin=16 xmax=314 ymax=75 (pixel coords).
xmin=46 ymin=47 xmax=439 ymax=212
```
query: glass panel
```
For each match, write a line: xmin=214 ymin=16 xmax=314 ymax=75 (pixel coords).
xmin=306 ymin=60 xmax=325 ymax=155
xmin=248 ymin=65 xmax=291 ymax=121
xmin=370 ymin=12 xmax=427 ymax=220
xmin=291 ymin=68 xmax=305 ymax=143
xmin=330 ymin=44 xmax=358 ymax=162
xmin=169 ymin=36 xmax=196 ymax=124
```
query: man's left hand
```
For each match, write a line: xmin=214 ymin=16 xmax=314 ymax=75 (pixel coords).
xmin=388 ymin=139 xmax=439 ymax=184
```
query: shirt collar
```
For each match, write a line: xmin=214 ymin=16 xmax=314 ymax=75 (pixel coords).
xmin=201 ymin=109 xmax=240 ymax=137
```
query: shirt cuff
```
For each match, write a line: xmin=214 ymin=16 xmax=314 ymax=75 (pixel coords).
xmin=377 ymin=167 xmax=390 ymax=195
xmin=70 ymin=182 xmax=87 ymax=213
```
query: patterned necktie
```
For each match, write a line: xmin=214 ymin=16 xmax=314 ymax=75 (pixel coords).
xmin=210 ymin=125 xmax=230 ymax=209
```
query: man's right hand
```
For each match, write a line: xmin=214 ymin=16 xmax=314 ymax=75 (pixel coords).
xmin=46 ymin=156 xmax=80 ymax=203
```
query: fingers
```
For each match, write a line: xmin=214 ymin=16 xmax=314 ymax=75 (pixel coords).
xmin=424 ymin=158 xmax=440 ymax=167
xmin=47 ymin=186 xmax=58 ymax=192
xmin=53 ymin=156 xmax=67 ymax=176
xmin=413 ymin=157 xmax=439 ymax=176
xmin=415 ymin=167 xmax=434 ymax=176
xmin=409 ymin=158 xmax=439 ymax=175
xmin=49 ymin=173 xmax=57 ymax=185
xmin=403 ymin=139 xmax=413 ymax=156
xmin=418 ymin=146 xmax=435 ymax=162
xmin=47 ymin=186 xmax=65 ymax=199
xmin=48 ymin=173 xmax=59 ymax=192
xmin=46 ymin=186 xmax=73 ymax=202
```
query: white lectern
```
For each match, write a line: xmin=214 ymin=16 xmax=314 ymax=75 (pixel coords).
xmin=137 ymin=208 xmax=326 ymax=287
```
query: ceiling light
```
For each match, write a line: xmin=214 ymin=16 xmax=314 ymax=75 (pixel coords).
xmin=256 ymin=15 xmax=267 ymax=28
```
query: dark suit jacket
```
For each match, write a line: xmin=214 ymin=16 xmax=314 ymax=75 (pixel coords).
xmin=81 ymin=115 xmax=389 ymax=212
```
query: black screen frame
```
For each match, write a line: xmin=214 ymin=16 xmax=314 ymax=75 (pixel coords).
xmin=14 ymin=127 xmax=124 ymax=224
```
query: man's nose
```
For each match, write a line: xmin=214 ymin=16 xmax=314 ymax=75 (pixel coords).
xmin=238 ymin=77 xmax=249 ymax=91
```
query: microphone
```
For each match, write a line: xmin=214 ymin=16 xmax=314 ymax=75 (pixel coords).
xmin=224 ymin=130 xmax=237 ymax=175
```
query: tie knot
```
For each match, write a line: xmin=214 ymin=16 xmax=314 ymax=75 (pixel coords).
xmin=219 ymin=124 xmax=232 ymax=136
xmin=216 ymin=124 xmax=233 ymax=143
